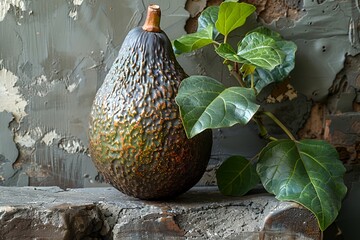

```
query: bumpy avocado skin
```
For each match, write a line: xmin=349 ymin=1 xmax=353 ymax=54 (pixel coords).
xmin=89 ymin=27 xmax=212 ymax=200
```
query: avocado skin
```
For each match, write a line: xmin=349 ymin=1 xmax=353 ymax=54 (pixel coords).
xmin=89 ymin=27 xmax=212 ymax=200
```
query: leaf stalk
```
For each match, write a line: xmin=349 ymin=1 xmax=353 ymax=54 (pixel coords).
xmin=224 ymin=34 xmax=228 ymax=44
xmin=262 ymin=111 xmax=296 ymax=140
xmin=250 ymin=73 xmax=254 ymax=89
xmin=253 ymin=116 xmax=278 ymax=141
xmin=229 ymin=66 xmax=246 ymax=87
xmin=227 ymin=63 xmax=247 ymax=87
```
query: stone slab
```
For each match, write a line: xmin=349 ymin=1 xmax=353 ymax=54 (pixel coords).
xmin=0 ymin=186 xmax=321 ymax=239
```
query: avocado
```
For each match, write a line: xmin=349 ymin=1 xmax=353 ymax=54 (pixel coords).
xmin=89 ymin=5 xmax=212 ymax=200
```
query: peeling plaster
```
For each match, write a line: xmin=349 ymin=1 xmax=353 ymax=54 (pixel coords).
xmin=14 ymin=127 xmax=43 ymax=149
xmin=59 ymin=139 xmax=87 ymax=154
xmin=68 ymin=9 xmax=78 ymax=20
xmin=0 ymin=111 xmax=19 ymax=185
xmin=0 ymin=0 xmax=188 ymax=188
xmin=69 ymin=0 xmax=84 ymax=21
xmin=30 ymin=75 xmax=56 ymax=97
xmin=73 ymin=0 xmax=84 ymax=6
xmin=66 ymin=82 xmax=78 ymax=93
xmin=14 ymin=132 xmax=36 ymax=148
xmin=0 ymin=0 xmax=26 ymax=21
xmin=0 ymin=68 xmax=28 ymax=122
xmin=246 ymin=0 xmax=305 ymax=25
xmin=41 ymin=130 xmax=61 ymax=146
xmin=266 ymin=80 xmax=298 ymax=103
xmin=273 ymin=0 xmax=360 ymax=101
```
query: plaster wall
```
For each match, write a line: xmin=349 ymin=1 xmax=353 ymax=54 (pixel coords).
xmin=0 ymin=0 xmax=359 ymax=190
xmin=0 ymin=0 xmax=190 ymax=188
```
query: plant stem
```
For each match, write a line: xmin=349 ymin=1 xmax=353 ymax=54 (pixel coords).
xmin=250 ymin=73 xmax=254 ymax=89
xmin=230 ymin=70 xmax=246 ymax=87
xmin=250 ymin=74 xmax=258 ymax=95
xmin=224 ymin=34 xmax=228 ymax=44
xmin=262 ymin=111 xmax=296 ymax=140
xmin=213 ymin=41 xmax=220 ymax=47
xmin=229 ymin=64 xmax=246 ymax=87
xmin=249 ymin=153 xmax=260 ymax=164
xmin=253 ymin=117 xmax=278 ymax=141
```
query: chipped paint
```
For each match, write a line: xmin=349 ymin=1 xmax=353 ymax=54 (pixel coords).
xmin=0 ymin=111 xmax=19 ymax=186
xmin=1 ymin=0 xmax=187 ymax=188
xmin=14 ymin=132 xmax=36 ymax=148
xmin=66 ymin=82 xmax=78 ymax=92
xmin=274 ymin=0 xmax=360 ymax=101
xmin=68 ymin=9 xmax=78 ymax=20
xmin=59 ymin=139 xmax=87 ymax=154
xmin=266 ymin=80 xmax=298 ymax=103
xmin=0 ymin=68 xmax=28 ymax=122
xmin=247 ymin=0 xmax=305 ymax=25
xmin=41 ymin=130 xmax=62 ymax=146
xmin=30 ymin=75 xmax=55 ymax=97
xmin=14 ymin=127 xmax=43 ymax=148
xmin=0 ymin=0 xmax=26 ymax=21
xmin=69 ymin=0 xmax=82 ymax=21
xmin=73 ymin=0 xmax=84 ymax=6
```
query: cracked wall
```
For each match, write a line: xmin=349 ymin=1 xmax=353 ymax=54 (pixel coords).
xmin=0 ymin=0 xmax=359 ymax=188
xmin=0 ymin=0 xmax=189 ymax=188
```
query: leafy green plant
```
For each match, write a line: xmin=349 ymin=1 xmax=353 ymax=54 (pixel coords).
xmin=173 ymin=1 xmax=347 ymax=231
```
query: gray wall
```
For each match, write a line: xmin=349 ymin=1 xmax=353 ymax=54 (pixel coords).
xmin=0 ymin=0 xmax=190 ymax=188
xmin=0 ymin=0 xmax=359 ymax=190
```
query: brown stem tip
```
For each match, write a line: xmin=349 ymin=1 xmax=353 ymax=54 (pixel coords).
xmin=142 ymin=4 xmax=161 ymax=32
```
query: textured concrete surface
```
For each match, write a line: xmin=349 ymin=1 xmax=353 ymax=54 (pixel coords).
xmin=0 ymin=186 xmax=320 ymax=240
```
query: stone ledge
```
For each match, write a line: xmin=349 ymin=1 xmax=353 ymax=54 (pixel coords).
xmin=0 ymin=186 xmax=320 ymax=240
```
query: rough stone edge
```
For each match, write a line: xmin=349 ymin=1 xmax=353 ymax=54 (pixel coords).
xmin=0 ymin=187 xmax=321 ymax=239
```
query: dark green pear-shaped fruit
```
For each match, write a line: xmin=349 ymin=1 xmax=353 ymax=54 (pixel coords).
xmin=89 ymin=5 xmax=212 ymax=200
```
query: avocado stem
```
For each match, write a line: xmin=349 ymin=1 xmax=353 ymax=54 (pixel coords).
xmin=142 ymin=5 xmax=161 ymax=33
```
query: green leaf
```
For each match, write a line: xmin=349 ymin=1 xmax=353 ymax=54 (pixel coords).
xmin=257 ymin=139 xmax=347 ymax=231
xmin=198 ymin=6 xmax=220 ymax=39
xmin=248 ymin=26 xmax=283 ymax=41
xmin=244 ymin=27 xmax=297 ymax=93
xmin=217 ymin=156 xmax=260 ymax=196
xmin=237 ymin=32 xmax=285 ymax=71
xmin=175 ymin=75 xmax=260 ymax=138
xmin=215 ymin=43 xmax=247 ymax=63
xmin=240 ymin=63 xmax=256 ymax=78
xmin=173 ymin=25 xmax=214 ymax=55
xmin=215 ymin=2 xmax=256 ymax=37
